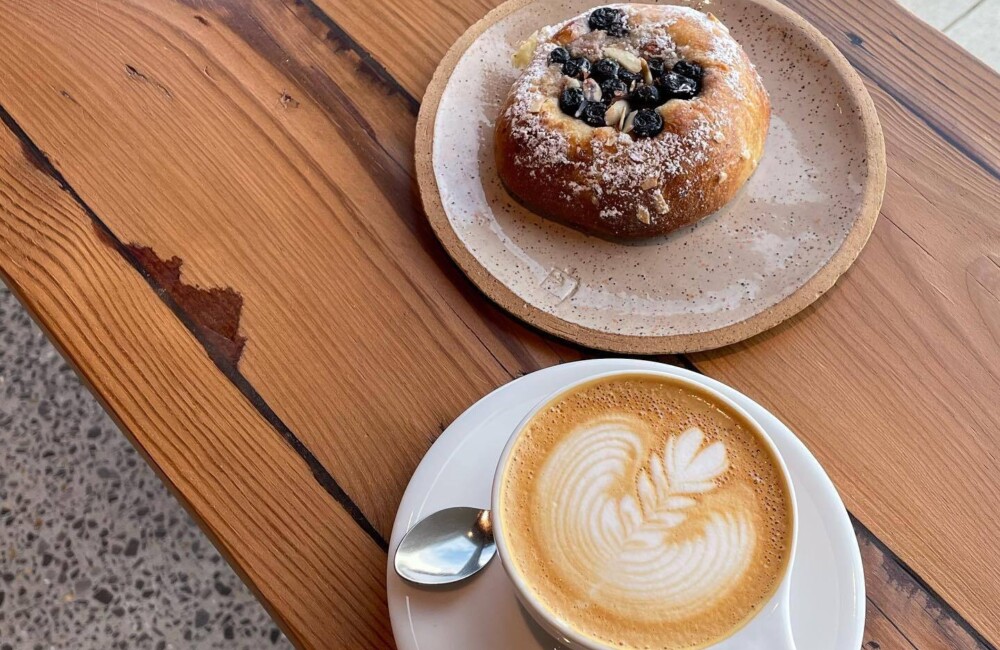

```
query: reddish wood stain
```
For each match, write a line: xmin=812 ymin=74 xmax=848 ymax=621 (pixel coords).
xmin=126 ymin=244 xmax=246 ymax=368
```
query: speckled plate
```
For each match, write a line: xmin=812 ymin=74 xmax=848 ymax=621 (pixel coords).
xmin=416 ymin=0 xmax=885 ymax=353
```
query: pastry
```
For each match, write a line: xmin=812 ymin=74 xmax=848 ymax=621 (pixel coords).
xmin=494 ymin=4 xmax=769 ymax=239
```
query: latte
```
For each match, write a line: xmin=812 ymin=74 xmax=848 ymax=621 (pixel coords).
xmin=498 ymin=373 xmax=793 ymax=649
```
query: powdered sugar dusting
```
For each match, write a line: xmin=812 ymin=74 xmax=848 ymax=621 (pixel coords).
xmin=505 ymin=47 xmax=573 ymax=171
xmin=428 ymin=0 xmax=871 ymax=339
xmin=502 ymin=4 xmax=759 ymax=226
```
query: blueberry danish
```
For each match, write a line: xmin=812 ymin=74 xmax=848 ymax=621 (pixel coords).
xmin=495 ymin=4 xmax=769 ymax=239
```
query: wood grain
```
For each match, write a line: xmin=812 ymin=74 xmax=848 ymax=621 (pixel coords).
xmin=302 ymin=0 xmax=1000 ymax=639
xmin=0 ymin=114 xmax=393 ymax=649
xmin=864 ymin=604 xmax=919 ymax=650
xmin=0 ymin=0 xmax=998 ymax=647
xmin=0 ymin=0 xmax=568 ymax=539
xmin=857 ymin=524 xmax=993 ymax=650
xmin=691 ymin=94 xmax=1000 ymax=642
xmin=780 ymin=0 xmax=1000 ymax=179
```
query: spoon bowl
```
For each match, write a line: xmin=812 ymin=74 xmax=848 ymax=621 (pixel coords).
xmin=394 ymin=507 xmax=496 ymax=585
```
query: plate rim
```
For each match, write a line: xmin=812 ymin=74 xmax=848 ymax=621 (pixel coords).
xmin=387 ymin=358 xmax=866 ymax=649
xmin=415 ymin=0 xmax=886 ymax=354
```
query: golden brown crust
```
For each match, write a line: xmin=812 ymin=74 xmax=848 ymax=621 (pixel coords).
xmin=494 ymin=4 xmax=770 ymax=239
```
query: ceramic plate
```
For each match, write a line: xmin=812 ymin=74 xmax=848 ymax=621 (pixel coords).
xmin=416 ymin=0 xmax=885 ymax=353
xmin=387 ymin=359 xmax=865 ymax=649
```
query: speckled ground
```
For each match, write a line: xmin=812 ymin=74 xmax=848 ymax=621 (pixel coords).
xmin=0 ymin=285 xmax=292 ymax=649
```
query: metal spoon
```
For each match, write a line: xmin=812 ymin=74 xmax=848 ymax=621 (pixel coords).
xmin=393 ymin=507 xmax=496 ymax=585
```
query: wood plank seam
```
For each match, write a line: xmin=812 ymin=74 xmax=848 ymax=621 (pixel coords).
xmin=1 ymin=0 xmax=996 ymax=645
xmin=291 ymin=0 xmax=420 ymax=113
xmin=670 ymin=364 xmax=999 ymax=647
xmin=35 ymin=3 xmax=1000 ymax=636
xmin=866 ymin=598 xmax=921 ymax=650
xmin=853 ymin=516 xmax=1000 ymax=650
xmin=275 ymin=0 xmax=578 ymax=374
xmin=840 ymin=31 xmax=1000 ymax=182
xmin=297 ymin=0 xmax=1000 ymax=187
xmin=0 ymin=99 xmax=390 ymax=552
xmin=177 ymin=0 xmax=569 ymax=379
xmin=2 ymin=0 xmax=567 ymax=547
xmin=269 ymin=8 xmax=998 ymax=638
xmin=0 ymin=191 xmax=395 ymax=648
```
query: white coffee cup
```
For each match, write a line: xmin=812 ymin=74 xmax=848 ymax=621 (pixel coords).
xmin=490 ymin=370 xmax=799 ymax=650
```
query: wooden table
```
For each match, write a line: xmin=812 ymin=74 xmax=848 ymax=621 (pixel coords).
xmin=0 ymin=0 xmax=997 ymax=647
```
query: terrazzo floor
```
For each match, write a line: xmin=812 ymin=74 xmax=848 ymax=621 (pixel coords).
xmin=0 ymin=286 xmax=291 ymax=649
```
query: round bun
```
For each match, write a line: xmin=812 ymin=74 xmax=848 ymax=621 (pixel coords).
xmin=494 ymin=4 xmax=770 ymax=239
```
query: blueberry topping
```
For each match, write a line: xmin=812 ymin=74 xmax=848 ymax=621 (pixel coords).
xmin=588 ymin=7 xmax=628 ymax=36
xmin=672 ymin=60 xmax=704 ymax=83
xmin=631 ymin=108 xmax=664 ymax=137
xmin=631 ymin=84 xmax=661 ymax=108
xmin=600 ymin=77 xmax=629 ymax=100
xmin=581 ymin=101 xmax=610 ymax=127
xmin=588 ymin=7 xmax=616 ymax=30
xmin=658 ymin=71 xmax=698 ymax=100
xmin=552 ymin=51 xmax=697 ymax=129
xmin=617 ymin=68 xmax=641 ymax=90
xmin=646 ymin=57 xmax=666 ymax=78
xmin=549 ymin=47 xmax=571 ymax=65
xmin=606 ymin=21 xmax=629 ymax=37
xmin=591 ymin=58 xmax=620 ymax=82
xmin=558 ymin=87 xmax=585 ymax=116
xmin=562 ymin=57 xmax=592 ymax=79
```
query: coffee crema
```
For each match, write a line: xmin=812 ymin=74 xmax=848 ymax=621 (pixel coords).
xmin=499 ymin=374 xmax=793 ymax=649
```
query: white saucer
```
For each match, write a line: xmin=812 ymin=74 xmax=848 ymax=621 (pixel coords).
xmin=387 ymin=359 xmax=865 ymax=649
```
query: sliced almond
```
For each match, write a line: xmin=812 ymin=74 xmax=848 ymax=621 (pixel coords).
xmin=640 ymin=176 xmax=658 ymax=190
xmin=640 ymin=58 xmax=654 ymax=86
xmin=605 ymin=100 xmax=629 ymax=128
xmin=565 ymin=77 xmax=582 ymax=90
xmin=718 ymin=171 xmax=729 ymax=183
xmin=527 ymin=97 xmax=545 ymax=113
xmin=622 ymin=110 xmax=637 ymax=133
xmin=512 ymin=32 xmax=540 ymax=68
xmin=712 ymin=131 xmax=726 ymax=143
xmin=636 ymin=205 xmax=651 ymax=224
xmin=603 ymin=47 xmax=642 ymax=73
xmin=651 ymin=189 xmax=670 ymax=214
xmin=582 ymin=78 xmax=602 ymax=103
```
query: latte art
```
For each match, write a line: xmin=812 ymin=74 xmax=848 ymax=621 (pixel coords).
xmin=539 ymin=418 xmax=753 ymax=619
xmin=500 ymin=374 xmax=792 ymax=649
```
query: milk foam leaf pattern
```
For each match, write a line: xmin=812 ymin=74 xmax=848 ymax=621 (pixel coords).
xmin=628 ymin=427 xmax=728 ymax=540
xmin=535 ymin=416 xmax=755 ymax=619
xmin=666 ymin=427 xmax=728 ymax=493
